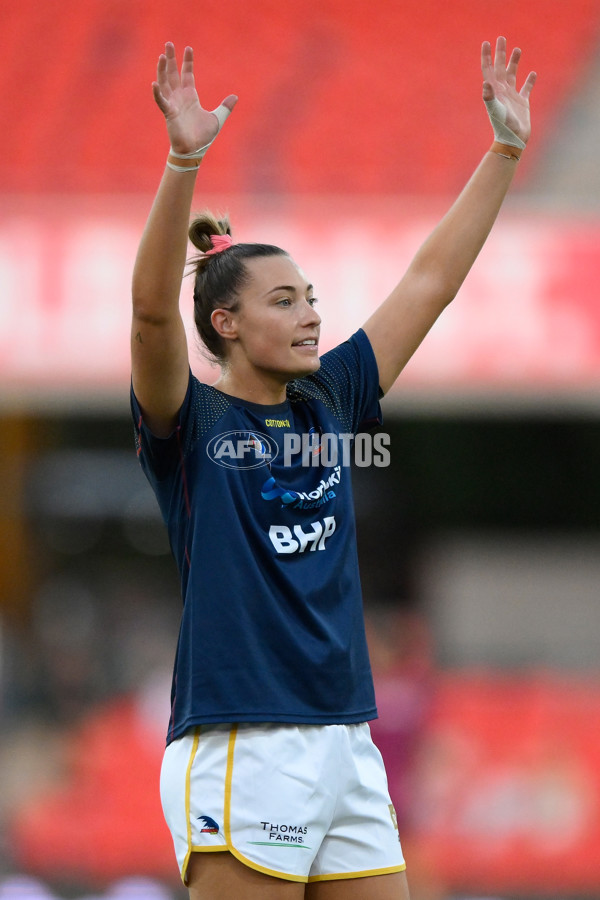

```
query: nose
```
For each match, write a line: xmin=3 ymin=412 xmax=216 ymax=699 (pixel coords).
xmin=303 ymin=299 xmax=321 ymax=328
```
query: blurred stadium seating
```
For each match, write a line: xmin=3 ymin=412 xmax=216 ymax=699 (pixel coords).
xmin=3 ymin=0 xmax=600 ymax=195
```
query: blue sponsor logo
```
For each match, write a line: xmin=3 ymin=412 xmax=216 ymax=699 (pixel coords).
xmin=261 ymin=465 xmax=341 ymax=510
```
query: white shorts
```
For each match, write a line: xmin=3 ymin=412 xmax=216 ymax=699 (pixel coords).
xmin=160 ymin=721 xmax=406 ymax=885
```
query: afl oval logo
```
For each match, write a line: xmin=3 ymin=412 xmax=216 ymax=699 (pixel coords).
xmin=206 ymin=430 xmax=279 ymax=469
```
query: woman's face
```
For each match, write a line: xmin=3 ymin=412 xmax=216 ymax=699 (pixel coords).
xmin=229 ymin=254 xmax=322 ymax=381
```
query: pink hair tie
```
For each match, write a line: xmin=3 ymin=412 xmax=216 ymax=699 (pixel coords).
xmin=205 ymin=234 xmax=233 ymax=255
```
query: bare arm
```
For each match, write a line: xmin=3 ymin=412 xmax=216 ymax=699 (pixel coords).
xmin=362 ymin=36 xmax=536 ymax=395
xmin=131 ymin=43 xmax=236 ymax=436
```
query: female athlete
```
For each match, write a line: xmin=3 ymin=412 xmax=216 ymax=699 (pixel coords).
xmin=131 ymin=37 xmax=535 ymax=900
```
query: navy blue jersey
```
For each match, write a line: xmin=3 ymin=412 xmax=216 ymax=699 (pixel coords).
xmin=131 ymin=329 xmax=383 ymax=745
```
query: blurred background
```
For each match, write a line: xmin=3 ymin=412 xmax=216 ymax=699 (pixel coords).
xmin=2 ymin=0 xmax=600 ymax=897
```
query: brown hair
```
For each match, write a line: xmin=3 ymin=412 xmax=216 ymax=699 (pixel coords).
xmin=188 ymin=211 xmax=288 ymax=362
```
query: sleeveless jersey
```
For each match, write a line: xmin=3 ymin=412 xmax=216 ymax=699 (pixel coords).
xmin=131 ymin=329 xmax=382 ymax=745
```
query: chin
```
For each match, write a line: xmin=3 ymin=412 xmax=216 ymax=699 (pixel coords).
xmin=292 ymin=357 xmax=321 ymax=379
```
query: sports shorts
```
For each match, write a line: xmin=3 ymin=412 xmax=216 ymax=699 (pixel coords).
xmin=160 ymin=721 xmax=406 ymax=885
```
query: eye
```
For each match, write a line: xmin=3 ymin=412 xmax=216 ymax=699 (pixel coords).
xmin=307 ymin=297 xmax=319 ymax=307
xmin=277 ymin=297 xmax=292 ymax=307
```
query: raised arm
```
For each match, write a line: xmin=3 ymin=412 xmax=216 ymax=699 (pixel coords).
xmin=131 ymin=43 xmax=237 ymax=436
xmin=362 ymin=36 xmax=536 ymax=395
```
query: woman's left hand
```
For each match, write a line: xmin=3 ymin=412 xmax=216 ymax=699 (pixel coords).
xmin=482 ymin=35 xmax=536 ymax=146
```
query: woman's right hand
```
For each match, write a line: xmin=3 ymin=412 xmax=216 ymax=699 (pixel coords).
xmin=152 ymin=43 xmax=237 ymax=156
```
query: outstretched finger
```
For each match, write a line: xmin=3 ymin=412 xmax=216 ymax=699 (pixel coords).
xmin=156 ymin=52 xmax=169 ymax=93
xmin=520 ymin=69 xmax=537 ymax=101
xmin=221 ymin=93 xmax=238 ymax=113
xmin=494 ymin=35 xmax=507 ymax=80
xmin=506 ymin=46 xmax=520 ymax=86
xmin=164 ymin=41 xmax=180 ymax=92
xmin=180 ymin=45 xmax=195 ymax=90
xmin=481 ymin=40 xmax=494 ymax=82
xmin=209 ymin=94 xmax=239 ymax=132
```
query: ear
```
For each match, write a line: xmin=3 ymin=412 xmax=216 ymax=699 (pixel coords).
xmin=211 ymin=307 xmax=238 ymax=343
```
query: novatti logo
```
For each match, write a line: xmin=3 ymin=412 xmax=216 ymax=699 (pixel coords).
xmin=206 ymin=431 xmax=279 ymax=469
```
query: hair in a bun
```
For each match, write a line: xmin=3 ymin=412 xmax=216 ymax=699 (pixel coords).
xmin=188 ymin=210 xmax=288 ymax=363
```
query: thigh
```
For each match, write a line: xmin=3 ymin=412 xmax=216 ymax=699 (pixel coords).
xmin=305 ymin=871 xmax=410 ymax=900
xmin=188 ymin=850 xmax=306 ymax=900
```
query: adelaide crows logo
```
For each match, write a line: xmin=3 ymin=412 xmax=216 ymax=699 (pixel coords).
xmin=198 ymin=815 xmax=220 ymax=834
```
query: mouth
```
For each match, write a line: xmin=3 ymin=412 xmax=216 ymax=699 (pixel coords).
xmin=292 ymin=339 xmax=318 ymax=349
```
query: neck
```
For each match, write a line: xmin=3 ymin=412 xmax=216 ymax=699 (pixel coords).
xmin=213 ymin=368 xmax=288 ymax=405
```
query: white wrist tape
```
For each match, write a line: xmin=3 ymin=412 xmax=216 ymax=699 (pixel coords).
xmin=167 ymin=103 xmax=231 ymax=172
xmin=484 ymin=97 xmax=526 ymax=150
